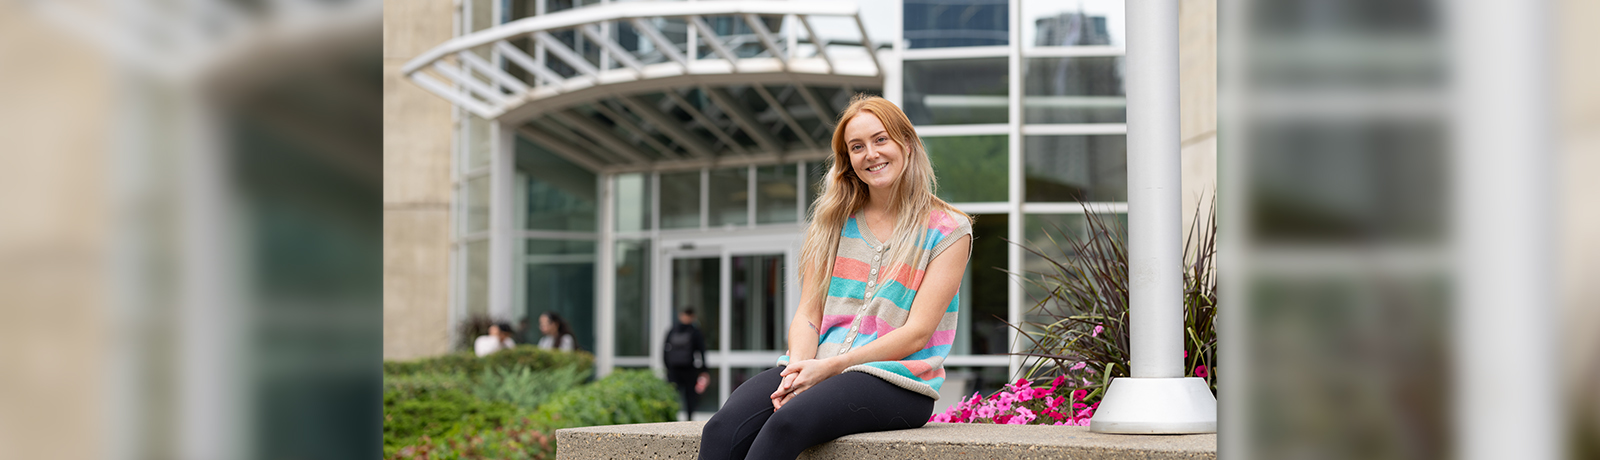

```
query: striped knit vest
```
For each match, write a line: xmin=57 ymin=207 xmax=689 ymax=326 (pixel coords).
xmin=778 ymin=208 xmax=972 ymax=399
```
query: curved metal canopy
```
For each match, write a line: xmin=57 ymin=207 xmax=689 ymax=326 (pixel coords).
xmin=403 ymin=1 xmax=886 ymax=173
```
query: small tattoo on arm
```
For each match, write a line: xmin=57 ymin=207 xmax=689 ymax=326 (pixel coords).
xmin=807 ymin=321 xmax=819 ymax=332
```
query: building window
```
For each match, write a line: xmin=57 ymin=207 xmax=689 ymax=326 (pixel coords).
xmin=903 ymin=58 xmax=1010 ymax=125
xmin=904 ymin=0 xmax=1010 ymax=49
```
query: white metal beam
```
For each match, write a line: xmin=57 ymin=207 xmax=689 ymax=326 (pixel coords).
xmin=458 ymin=49 xmax=530 ymax=94
xmin=534 ymin=31 xmax=601 ymax=78
xmin=750 ymin=84 xmax=816 ymax=149
xmin=590 ymin=101 xmax=683 ymax=160
xmin=742 ymin=13 xmax=787 ymax=69
xmin=496 ymin=41 xmax=568 ymax=89
xmin=664 ymin=90 xmax=750 ymax=156
xmin=617 ymin=95 xmax=716 ymax=158
xmin=431 ymin=61 xmax=507 ymax=107
xmin=797 ymin=15 xmax=834 ymax=73
xmin=629 ymin=17 xmax=690 ymax=71
xmin=549 ymin=110 xmax=653 ymax=165
xmin=514 ymin=125 xmax=610 ymax=171
xmin=579 ymin=24 xmax=646 ymax=77
xmin=852 ymin=15 xmax=882 ymax=77
xmin=703 ymin=86 xmax=784 ymax=153
xmin=689 ymin=15 xmax=741 ymax=66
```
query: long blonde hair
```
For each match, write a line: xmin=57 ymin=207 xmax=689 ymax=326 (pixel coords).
xmin=800 ymin=95 xmax=969 ymax=306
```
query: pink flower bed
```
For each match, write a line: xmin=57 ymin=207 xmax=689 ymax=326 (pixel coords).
xmin=929 ymin=376 xmax=1099 ymax=426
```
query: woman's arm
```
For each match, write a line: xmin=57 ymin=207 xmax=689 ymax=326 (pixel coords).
xmin=785 ymin=267 xmax=826 ymax=363
xmin=774 ymin=234 xmax=971 ymax=408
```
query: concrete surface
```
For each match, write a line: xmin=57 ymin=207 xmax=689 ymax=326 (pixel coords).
xmin=555 ymin=421 xmax=1215 ymax=460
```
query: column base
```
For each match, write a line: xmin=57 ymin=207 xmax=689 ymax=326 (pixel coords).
xmin=1089 ymin=377 xmax=1216 ymax=434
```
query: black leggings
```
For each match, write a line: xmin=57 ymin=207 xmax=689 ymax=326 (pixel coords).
xmin=698 ymin=366 xmax=934 ymax=460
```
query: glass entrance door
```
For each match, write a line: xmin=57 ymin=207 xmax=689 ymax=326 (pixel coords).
xmin=659 ymin=238 xmax=796 ymax=417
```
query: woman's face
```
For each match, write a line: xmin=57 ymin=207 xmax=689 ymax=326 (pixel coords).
xmin=843 ymin=111 xmax=905 ymax=194
xmin=539 ymin=315 xmax=554 ymax=335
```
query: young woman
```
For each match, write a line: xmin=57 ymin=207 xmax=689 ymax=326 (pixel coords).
xmin=698 ymin=96 xmax=972 ymax=460
xmin=537 ymin=311 xmax=576 ymax=352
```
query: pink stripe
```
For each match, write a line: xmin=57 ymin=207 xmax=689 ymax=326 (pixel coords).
xmin=917 ymin=366 xmax=946 ymax=380
xmin=820 ymin=314 xmax=855 ymax=331
xmin=928 ymin=210 xmax=958 ymax=234
xmin=926 ymin=329 xmax=957 ymax=347
xmin=857 ymin=315 xmax=898 ymax=336
xmin=833 ymin=257 xmax=869 ymax=282
xmin=900 ymin=360 xmax=932 ymax=377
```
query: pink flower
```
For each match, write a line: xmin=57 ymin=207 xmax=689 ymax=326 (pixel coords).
xmin=1077 ymin=418 xmax=1092 ymax=426
xmin=1194 ymin=365 xmax=1209 ymax=378
xmin=1033 ymin=387 xmax=1051 ymax=399
xmin=977 ymin=406 xmax=996 ymax=419
xmin=1070 ymin=362 xmax=1086 ymax=371
xmin=1183 ymin=350 xmax=1188 ymax=358
xmin=930 ymin=413 xmax=950 ymax=423
xmin=1072 ymin=389 xmax=1088 ymax=401
xmin=1014 ymin=407 xmax=1037 ymax=424
xmin=995 ymin=414 xmax=1012 ymax=424
xmin=1073 ymin=403 xmax=1088 ymax=409
xmin=1050 ymin=375 xmax=1066 ymax=390
xmin=1092 ymin=325 xmax=1104 ymax=337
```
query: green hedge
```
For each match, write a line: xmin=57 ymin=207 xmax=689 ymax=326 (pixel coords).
xmin=387 ymin=370 xmax=679 ymax=460
xmin=382 ymin=346 xmax=593 ymax=377
xmin=383 ymin=373 xmax=526 ymax=456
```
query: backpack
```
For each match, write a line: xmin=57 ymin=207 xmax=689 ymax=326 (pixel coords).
xmin=664 ymin=327 xmax=696 ymax=368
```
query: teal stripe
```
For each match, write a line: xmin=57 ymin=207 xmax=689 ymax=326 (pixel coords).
xmin=828 ymin=277 xmax=865 ymax=299
xmin=903 ymin=344 xmax=951 ymax=361
xmin=873 ymin=282 xmax=916 ymax=310
xmin=925 ymin=376 xmax=945 ymax=392
xmin=946 ymin=293 xmax=961 ymax=312
xmin=842 ymin=217 xmax=862 ymax=239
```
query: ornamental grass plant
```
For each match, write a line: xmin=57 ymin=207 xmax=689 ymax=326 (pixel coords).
xmin=1013 ymin=196 xmax=1218 ymax=399
xmin=932 ymin=196 xmax=1217 ymax=426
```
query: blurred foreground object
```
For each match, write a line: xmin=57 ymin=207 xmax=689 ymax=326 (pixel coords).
xmin=1219 ymin=0 xmax=1598 ymax=458
xmin=0 ymin=0 xmax=381 ymax=459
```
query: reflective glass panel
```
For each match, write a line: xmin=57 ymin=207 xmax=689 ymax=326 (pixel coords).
xmin=805 ymin=161 xmax=828 ymax=216
xmin=1024 ymin=57 xmax=1126 ymax=124
xmin=466 ymin=115 xmax=491 ymax=171
xmin=924 ymin=135 xmax=1008 ymax=203
xmin=465 ymin=175 xmax=490 ymax=233
xmin=614 ymin=239 xmax=651 ymax=356
xmin=615 ymin=173 xmax=652 ymax=232
xmin=518 ymin=138 xmax=596 ymax=232
xmin=525 ymin=252 xmax=595 ymax=353
xmin=1022 ymin=0 xmax=1124 ymax=47
xmin=731 ymin=254 xmax=785 ymax=351
xmin=756 ymin=165 xmax=798 ymax=224
xmin=1024 ymin=135 xmax=1127 ymax=202
xmin=660 ymin=171 xmax=701 ymax=229
xmin=673 ymin=257 xmax=720 ymax=351
xmin=903 ymin=58 xmax=1009 ymax=125
xmin=709 ymin=167 xmax=749 ymax=227
xmin=465 ymin=240 xmax=489 ymax=318
xmin=962 ymin=214 xmax=1009 ymax=355
xmin=904 ymin=0 xmax=1009 ymax=49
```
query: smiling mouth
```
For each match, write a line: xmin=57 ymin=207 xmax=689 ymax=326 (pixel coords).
xmin=866 ymin=162 xmax=889 ymax=172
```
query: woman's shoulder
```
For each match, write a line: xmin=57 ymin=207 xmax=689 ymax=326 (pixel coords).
xmin=926 ymin=205 xmax=973 ymax=236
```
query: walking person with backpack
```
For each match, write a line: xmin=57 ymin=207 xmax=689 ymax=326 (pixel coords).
xmin=664 ymin=308 xmax=710 ymax=421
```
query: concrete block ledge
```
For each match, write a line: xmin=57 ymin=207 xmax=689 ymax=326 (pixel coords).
xmin=555 ymin=421 xmax=1216 ymax=459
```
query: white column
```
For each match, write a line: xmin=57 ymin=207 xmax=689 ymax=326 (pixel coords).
xmin=1005 ymin=0 xmax=1024 ymax=378
xmin=1089 ymin=0 xmax=1215 ymax=434
xmin=1450 ymin=1 xmax=1558 ymax=459
xmin=597 ymin=174 xmax=616 ymax=377
xmin=488 ymin=121 xmax=516 ymax=321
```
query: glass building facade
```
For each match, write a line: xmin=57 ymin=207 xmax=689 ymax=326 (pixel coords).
xmin=448 ymin=0 xmax=1130 ymax=415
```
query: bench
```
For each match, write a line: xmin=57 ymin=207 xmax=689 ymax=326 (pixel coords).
xmin=555 ymin=421 xmax=1216 ymax=459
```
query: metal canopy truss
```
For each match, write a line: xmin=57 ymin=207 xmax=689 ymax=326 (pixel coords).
xmin=403 ymin=0 xmax=884 ymax=173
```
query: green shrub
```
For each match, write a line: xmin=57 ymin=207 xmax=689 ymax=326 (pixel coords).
xmin=382 ymin=377 xmax=527 ymax=458
xmin=533 ymin=369 xmax=679 ymax=429
xmin=383 ymin=346 xmax=593 ymax=377
xmin=388 ymin=370 xmax=680 ymax=460
xmin=472 ymin=365 xmax=591 ymax=410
